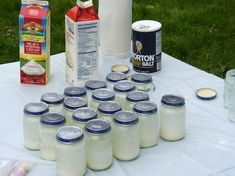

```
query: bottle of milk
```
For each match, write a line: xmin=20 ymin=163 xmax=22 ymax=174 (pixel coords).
xmin=65 ymin=0 xmax=99 ymax=85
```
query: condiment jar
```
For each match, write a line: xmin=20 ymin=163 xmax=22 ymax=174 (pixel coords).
xmin=39 ymin=113 xmax=65 ymax=161
xmin=23 ymin=102 xmax=49 ymax=150
xmin=106 ymin=72 xmax=127 ymax=89
xmin=113 ymin=80 xmax=136 ymax=109
xmin=112 ymin=111 xmax=140 ymax=161
xmin=90 ymin=88 xmax=115 ymax=110
xmin=64 ymin=86 xmax=87 ymax=102
xmin=160 ymin=95 xmax=186 ymax=141
xmin=98 ymin=101 xmax=122 ymax=123
xmin=133 ymin=101 xmax=159 ymax=148
xmin=56 ymin=126 xmax=86 ymax=176
xmin=72 ymin=107 xmax=97 ymax=129
xmin=125 ymin=91 xmax=150 ymax=111
xmin=63 ymin=97 xmax=87 ymax=125
xmin=131 ymin=73 xmax=153 ymax=92
xmin=85 ymin=119 xmax=112 ymax=170
xmin=41 ymin=92 xmax=64 ymax=113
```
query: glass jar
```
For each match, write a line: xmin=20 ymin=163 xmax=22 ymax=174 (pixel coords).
xmin=112 ymin=111 xmax=140 ymax=161
xmin=106 ymin=72 xmax=127 ymax=89
xmin=113 ymin=80 xmax=136 ymax=109
xmin=90 ymin=88 xmax=115 ymax=110
xmin=64 ymin=86 xmax=87 ymax=102
xmin=125 ymin=91 xmax=150 ymax=111
xmin=133 ymin=101 xmax=159 ymax=148
xmin=98 ymin=101 xmax=122 ymax=123
xmin=63 ymin=97 xmax=87 ymax=125
xmin=224 ymin=69 xmax=235 ymax=108
xmin=72 ymin=107 xmax=97 ymax=129
xmin=85 ymin=119 xmax=112 ymax=170
xmin=131 ymin=73 xmax=153 ymax=91
xmin=41 ymin=92 xmax=64 ymax=113
xmin=56 ymin=126 xmax=86 ymax=176
xmin=39 ymin=113 xmax=65 ymax=161
xmin=23 ymin=102 xmax=49 ymax=150
xmin=160 ymin=95 xmax=186 ymax=141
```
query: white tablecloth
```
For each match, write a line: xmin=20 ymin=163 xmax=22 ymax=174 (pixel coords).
xmin=0 ymin=53 xmax=234 ymax=176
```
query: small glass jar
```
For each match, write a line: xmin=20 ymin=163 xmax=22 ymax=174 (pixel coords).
xmin=90 ymin=88 xmax=115 ymax=110
xmin=63 ymin=97 xmax=87 ymax=125
xmin=64 ymin=86 xmax=88 ymax=102
xmin=56 ymin=126 xmax=86 ymax=176
xmin=23 ymin=102 xmax=49 ymax=150
xmin=106 ymin=72 xmax=127 ymax=89
xmin=112 ymin=111 xmax=140 ymax=161
xmin=39 ymin=113 xmax=66 ymax=161
xmin=85 ymin=119 xmax=112 ymax=170
xmin=113 ymin=80 xmax=136 ymax=109
xmin=125 ymin=91 xmax=150 ymax=111
xmin=41 ymin=92 xmax=64 ymax=113
xmin=131 ymin=73 xmax=154 ymax=94
xmin=98 ymin=101 xmax=122 ymax=123
xmin=133 ymin=101 xmax=159 ymax=148
xmin=72 ymin=107 xmax=97 ymax=129
xmin=160 ymin=95 xmax=186 ymax=141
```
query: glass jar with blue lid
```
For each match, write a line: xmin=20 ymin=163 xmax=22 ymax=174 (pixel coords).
xmin=131 ymin=73 xmax=154 ymax=95
xmin=133 ymin=101 xmax=159 ymax=148
xmin=23 ymin=102 xmax=49 ymax=150
xmin=39 ymin=113 xmax=65 ymax=161
xmin=41 ymin=92 xmax=64 ymax=113
xmin=72 ymin=107 xmax=97 ymax=129
xmin=106 ymin=72 xmax=127 ymax=89
xmin=112 ymin=111 xmax=140 ymax=161
xmin=85 ymin=119 xmax=112 ymax=170
xmin=160 ymin=95 xmax=186 ymax=141
xmin=125 ymin=91 xmax=150 ymax=111
xmin=63 ymin=86 xmax=87 ymax=102
xmin=63 ymin=97 xmax=87 ymax=125
xmin=56 ymin=126 xmax=86 ymax=176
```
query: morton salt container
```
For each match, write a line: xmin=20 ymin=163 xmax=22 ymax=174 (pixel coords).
xmin=132 ymin=20 xmax=162 ymax=73
xmin=65 ymin=0 xmax=99 ymax=85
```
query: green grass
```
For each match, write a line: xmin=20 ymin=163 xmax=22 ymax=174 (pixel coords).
xmin=0 ymin=0 xmax=234 ymax=78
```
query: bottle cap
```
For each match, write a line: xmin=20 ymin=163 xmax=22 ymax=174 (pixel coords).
xmin=64 ymin=86 xmax=87 ymax=97
xmin=85 ymin=119 xmax=111 ymax=135
xmin=41 ymin=92 xmax=64 ymax=105
xmin=196 ymin=88 xmax=217 ymax=100
xmin=114 ymin=111 xmax=139 ymax=126
xmin=133 ymin=101 xmax=158 ymax=114
xmin=64 ymin=97 xmax=87 ymax=110
xmin=41 ymin=113 xmax=66 ymax=126
xmin=24 ymin=102 xmax=49 ymax=116
xmin=57 ymin=126 xmax=84 ymax=144
xmin=73 ymin=107 xmax=97 ymax=123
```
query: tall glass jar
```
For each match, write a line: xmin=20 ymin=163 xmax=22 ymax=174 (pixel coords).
xmin=23 ymin=102 xmax=49 ymax=150
xmin=63 ymin=97 xmax=87 ymax=125
xmin=224 ymin=69 xmax=235 ymax=108
xmin=72 ymin=107 xmax=97 ymax=129
xmin=160 ymin=95 xmax=186 ymax=141
xmin=133 ymin=101 xmax=159 ymax=148
xmin=98 ymin=101 xmax=121 ymax=123
xmin=85 ymin=119 xmax=112 ymax=170
xmin=125 ymin=91 xmax=150 ymax=111
xmin=41 ymin=92 xmax=64 ymax=113
xmin=112 ymin=111 xmax=140 ymax=161
xmin=113 ymin=80 xmax=136 ymax=109
xmin=106 ymin=72 xmax=127 ymax=89
xmin=90 ymin=88 xmax=115 ymax=110
xmin=39 ymin=113 xmax=65 ymax=161
xmin=64 ymin=86 xmax=87 ymax=102
xmin=56 ymin=126 xmax=86 ymax=176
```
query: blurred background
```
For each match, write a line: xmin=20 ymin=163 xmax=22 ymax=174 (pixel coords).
xmin=0 ymin=0 xmax=234 ymax=78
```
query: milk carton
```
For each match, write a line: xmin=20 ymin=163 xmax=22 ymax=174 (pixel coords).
xmin=65 ymin=0 xmax=99 ymax=85
xmin=19 ymin=0 xmax=50 ymax=85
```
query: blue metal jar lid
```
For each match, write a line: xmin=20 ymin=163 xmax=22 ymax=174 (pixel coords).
xmin=131 ymin=73 xmax=152 ymax=84
xmin=85 ymin=80 xmax=107 ymax=91
xmin=113 ymin=80 xmax=136 ymax=92
xmin=73 ymin=107 xmax=97 ymax=123
xmin=92 ymin=89 xmax=115 ymax=101
xmin=64 ymin=86 xmax=87 ymax=97
xmin=126 ymin=91 xmax=150 ymax=103
xmin=106 ymin=72 xmax=127 ymax=83
xmin=133 ymin=101 xmax=158 ymax=114
xmin=24 ymin=102 xmax=49 ymax=116
xmin=56 ymin=126 xmax=84 ymax=144
xmin=41 ymin=92 xmax=64 ymax=105
xmin=85 ymin=119 xmax=111 ymax=135
xmin=161 ymin=95 xmax=185 ymax=106
xmin=64 ymin=97 xmax=87 ymax=110
xmin=98 ymin=101 xmax=122 ymax=115
xmin=40 ymin=113 xmax=66 ymax=126
xmin=114 ymin=111 xmax=139 ymax=126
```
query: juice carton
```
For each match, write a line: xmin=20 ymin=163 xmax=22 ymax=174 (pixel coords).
xmin=19 ymin=0 xmax=50 ymax=85
xmin=65 ymin=0 xmax=99 ymax=85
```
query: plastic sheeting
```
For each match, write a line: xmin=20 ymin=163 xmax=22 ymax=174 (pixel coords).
xmin=0 ymin=53 xmax=234 ymax=176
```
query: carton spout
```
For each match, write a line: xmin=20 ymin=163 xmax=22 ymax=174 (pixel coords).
xmin=77 ymin=0 xmax=93 ymax=8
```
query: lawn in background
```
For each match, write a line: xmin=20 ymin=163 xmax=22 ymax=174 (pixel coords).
xmin=0 ymin=0 xmax=234 ymax=78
